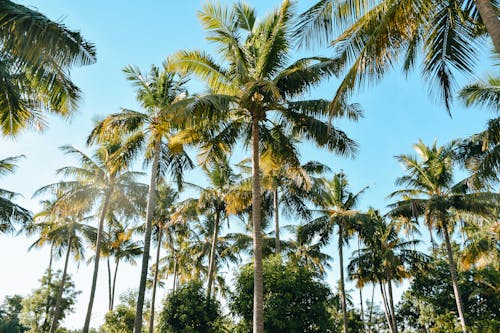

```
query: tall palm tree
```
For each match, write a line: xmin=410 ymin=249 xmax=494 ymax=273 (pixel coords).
xmin=187 ymin=159 xmax=239 ymax=298
xmin=388 ymin=140 xmax=499 ymax=333
xmin=46 ymin=213 xmax=95 ymax=333
xmin=104 ymin=223 xmax=143 ymax=311
xmin=299 ymin=172 xmax=368 ymax=333
xmin=285 ymin=225 xmax=333 ymax=275
xmin=296 ymin=0 xmax=499 ymax=112
xmin=87 ymin=63 xmax=204 ymax=332
xmin=0 ymin=0 xmax=96 ymax=136
xmin=149 ymin=182 xmax=178 ymax=333
xmin=169 ymin=3 xmax=359 ymax=330
xmin=34 ymin=142 xmax=145 ymax=333
xmin=242 ymin=155 xmax=330 ymax=254
xmin=349 ymin=212 xmax=428 ymax=333
xmin=0 ymin=155 xmax=31 ymax=232
xmin=457 ymin=75 xmax=499 ymax=187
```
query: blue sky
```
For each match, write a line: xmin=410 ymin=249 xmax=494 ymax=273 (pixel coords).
xmin=0 ymin=0 xmax=495 ymax=329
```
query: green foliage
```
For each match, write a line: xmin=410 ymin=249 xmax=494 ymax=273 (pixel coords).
xmin=157 ymin=281 xmax=222 ymax=333
xmin=19 ymin=270 xmax=80 ymax=333
xmin=397 ymin=248 xmax=500 ymax=332
xmin=102 ymin=305 xmax=135 ymax=333
xmin=0 ymin=0 xmax=96 ymax=136
xmin=0 ymin=295 xmax=28 ymax=333
xmin=231 ymin=256 xmax=334 ymax=332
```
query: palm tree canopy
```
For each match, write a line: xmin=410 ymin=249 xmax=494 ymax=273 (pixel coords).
xmin=168 ymin=0 xmax=360 ymax=166
xmin=0 ymin=0 xmax=96 ymax=136
xmin=295 ymin=0 xmax=493 ymax=112
xmin=300 ymin=172 xmax=368 ymax=246
xmin=0 ymin=155 xmax=31 ymax=233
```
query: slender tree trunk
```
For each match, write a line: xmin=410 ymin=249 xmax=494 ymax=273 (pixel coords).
xmin=134 ymin=140 xmax=161 ymax=333
xmin=49 ymin=238 xmax=72 ymax=333
xmin=429 ymin=225 xmax=437 ymax=252
xmin=111 ymin=259 xmax=119 ymax=310
xmin=42 ymin=243 xmax=54 ymax=331
xmin=172 ymin=256 xmax=178 ymax=293
xmin=149 ymin=227 xmax=163 ymax=333
xmin=368 ymin=284 xmax=375 ymax=333
xmin=357 ymin=238 xmax=365 ymax=332
xmin=475 ymin=0 xmax=500 ymax=54
xmin=339 ymin=226 xmax=348 ymax=333
xmin=273 ymin=188 xmax=280 ymax=254
xmin=207 ymin=209 xmax=220 ymax=299
xmin=107 ymin=257 xmax=112 ymax=311
xmin=83 ymin=190 xmax=112 ymax=333
xmin=443 ymin=221 xmax=468 ymax=333
xmin=379 ymin=282 xmax=394 ymax=333
xmin=251 ymin=116 xmax=264 ymax=333
xmin=386 ymin=270 xmax=398 ymax=333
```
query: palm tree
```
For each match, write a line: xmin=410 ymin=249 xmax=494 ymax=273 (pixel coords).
xmin=149 ymin=182 xmax=178 ymax=333
xmin=169 ymin=2 xmax=359 ymax=330
xmin=104 ymin=223 xmax=143 ymax=311
xmin=457 ymin=75 xmax=499 ymax=187
xmin=299 ymin=172 xmax=368 ymax=333
xmin=241 ymin=155 xmax=330 ymax=254
xmin=349 ymin=212 xmax=428 ymax=333
xmin=88 ymin=63 xmax=204 ymax=332
xmin=187 ymin=159 xmax=239 ymax=298
xmin=388 ymin=140 xmax=499 ymax=333
xmin=296 ymin=0 xmax=499 ymax=112
xmin=285 ymin=225 xmax=333 ymax=275
xmin=0 ymin=155 xmax=31 ymax=232
xmin=46 ymin=212 xmax=95 ymax=333
xmin=34 ymin=142 xmax=145 ymax=333
xmin=0 ymin=0 xmax=96 ymax=136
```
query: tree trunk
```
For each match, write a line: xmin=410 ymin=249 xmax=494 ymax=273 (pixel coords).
xmin=207 ymin=209 xmax=220 ymax=299
xmin=379 ymin=282 xmax=395 ymax=333
xmin=149 ymin=227 xmax=163 ymax=333
xmin=475 ymin=0 xmax=500 ymax=54
xmin=273 ymin=188 xmax=280 ymax=254
xmin=49 ymin=237 xmax=72 ymax=333
xmin=172 ymin=256 xmax=178 ymax=293
xmin=386 ymin=270 xmax=398 ymax=333
xmin=134 ymin=140 xmax=161 ymax=333
xmin=42 ymin=243 xmax=54 ymax=331
xmin=339 ymin=226 xmax=348 ymax=333
xmin=107 ymin=257 xmax=112 ymax=311
xmin=111 ymin=259 xmax=119 ymax=310
xmin=251 ymin=116 xmax=264 ymax=333
xmin=443 ymin=221 xmax=468 ymax=333
xmin=368 ymin=284 xmax=375 ymax=333
xmin=357 ymin=238 xmax=365 ymax=332
xmin=83 ymin=191 xmax=112 ymax=333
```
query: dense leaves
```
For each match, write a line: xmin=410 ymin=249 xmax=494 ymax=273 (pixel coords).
xmin=231 ymin=256 xmax=334 ymax=333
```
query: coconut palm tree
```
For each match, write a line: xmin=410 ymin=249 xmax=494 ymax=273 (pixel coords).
xmin=104 ymin=223 xmax=143 ymax=311
xmin=240 ymin=156 xmax=330 ymax=254
xmin=0 ymin=155 xmax=31 ymax=232
xmin=388 ymin=140 xmax=500 ymax=333
xmin=87 ymin=63 xmax=210 ymax=332
xmin=186 ymin=159 xmax=239 ymax=298
xmin=34 ymin=142 xmax=145 ymax=333
xmin=0 ymin=0 xmax=96 ymax=136
xmin=457 ymin=75 xmax=499 ymax=187
xmin=296 ymin=0 xmax=499 ymax=112
xmin=169 ymin=3 xmax=359 ymax=329
xmin=47 ymin=213 xmax=95 ymax=333
xmin=148 ymin=182 xmax=178 ymax=333
xmin=349 ymin=212 xmax=428 ymax=333
xmin=285 ymin=224 xmax=333 ymax=275
xmin=299 ymin=172 xmax=368 ymax=333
